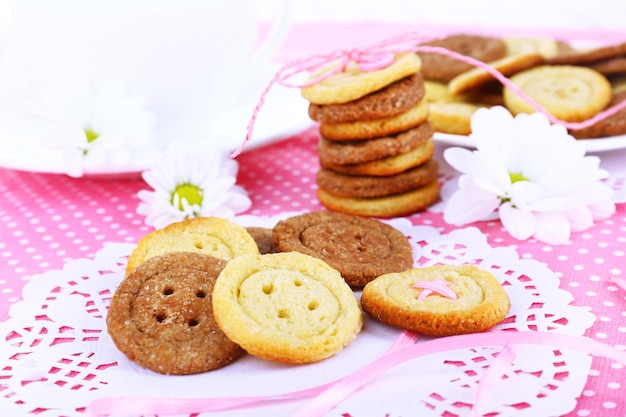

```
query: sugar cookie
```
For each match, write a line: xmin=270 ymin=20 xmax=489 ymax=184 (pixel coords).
xmin=212 ymin=252 xmax=362 ymax=364
xmin=448 ymin=52 xmax=544 ymax=96
xmin=301 ymin=52 xmax=422 ymax=105
xmin=126 ymin=217 xmax=259 ymax=275
xmin=503 ymin=36 xmax=560 ymax=58
xmin=424 ymin=80 xmax=453 ymax=102
xmin=504 ymin=65 xmax=612 ymax=122
xmin=272 ymin=211 xmax=414 ymax=287
xmin=428 ymin=101 xmax=486 ymax=135
xmin=319 ymin=99 xmax=429 ymax=141
xmin=361 ymin=264 xmax=511 ymax=336
xmin=107 ymin=252 xmax=243 ymax=375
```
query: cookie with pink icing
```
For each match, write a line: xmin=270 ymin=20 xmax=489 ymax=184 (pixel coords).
xmin=361 ymin=264 xmax=510 ymax=336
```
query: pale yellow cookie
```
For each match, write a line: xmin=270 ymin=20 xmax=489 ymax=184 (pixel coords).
xmin=317 ymin=179 xmax=440 ymax=218
xmin=424 ymin=80 xmax=452 ymax=102
xmin=504 ymin=65 xmax=612 ymax=122
xmin=448 ymin=52 xmax=544 ymax=96
xmin=301 ymin=52 xmax=422 ymax=105
xmin=126 ymin=217 xmax=260 ymax=275
xmin=361 ymin=264 xmax=511 ymax=336
xmin=319 ymin=99 xmax=429 ymax=141
xmin=503 ymin=36 xmax=560 ymax=58
xmin=212 ymin=252 xmax=363 ymax=364
xmin=428 ymin=101 xmax=488 ymax=135
xmin=321 ymin=137 xmax=435 ymax=177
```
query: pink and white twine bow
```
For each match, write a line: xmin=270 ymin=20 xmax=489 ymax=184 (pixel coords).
xmin=231 ymin=31 xmax=626 ymax=157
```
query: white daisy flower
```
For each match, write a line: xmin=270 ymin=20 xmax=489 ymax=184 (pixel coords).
xmin=137 ymin=141 xmax=252 ymax=229
xmin=443 ymin=106 xmax=615 ymax=245
xmin=1 ymin=78 xmax=156 ymax=177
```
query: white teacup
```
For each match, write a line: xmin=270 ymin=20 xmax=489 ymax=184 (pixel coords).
xmin=9 ymin=0 xmax=291 ymax=146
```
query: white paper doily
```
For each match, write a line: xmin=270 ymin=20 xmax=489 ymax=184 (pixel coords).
xmin=0 ymin=214 xmax=597 ymax=417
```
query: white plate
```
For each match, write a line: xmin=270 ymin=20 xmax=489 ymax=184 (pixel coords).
xmin=433 ymin=132 xmax=626 ymax=153
xmin=0 ymin=79 xmax=312 ymax=177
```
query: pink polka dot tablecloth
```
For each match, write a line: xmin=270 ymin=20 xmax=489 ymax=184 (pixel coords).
xmin=1 ymin=125 xmax=626 ymax=416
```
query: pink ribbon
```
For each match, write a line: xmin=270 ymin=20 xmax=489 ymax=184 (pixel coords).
xmin=472 ymin=343 xmax=516 ymax=417
xmin=86 ymin=330 xmax=626 ymax=417
xmin=231 ymin=31 xmax=626 ymax=158
xmin=412 ymin=278 xmax=458 ymax=300
xmin=610 ymin=276 xmax=626 ymax=291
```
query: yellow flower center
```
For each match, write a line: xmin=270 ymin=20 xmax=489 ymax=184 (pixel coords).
xmin=509 ymin=172 xmax=529 ymax=184
xmin=85 ymin=129 xmax=99 ymax=143
xmin=171 ymin=183 xmax=203 ymax=210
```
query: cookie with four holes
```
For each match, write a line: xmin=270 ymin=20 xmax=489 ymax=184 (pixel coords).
xmin=107 ymin=252 xmax=243 ymax=375
xmin=272 ymin=210 xmax=414 ymax=287
xmin=212 ymin=251 xmax=363 ymax=364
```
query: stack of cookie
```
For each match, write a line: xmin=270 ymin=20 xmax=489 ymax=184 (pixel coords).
xmin=301 ymin=52 xmax=440 ymax=218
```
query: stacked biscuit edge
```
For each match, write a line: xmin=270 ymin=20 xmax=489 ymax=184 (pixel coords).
xmin=301 ymin=52 xmax=440 ymax=218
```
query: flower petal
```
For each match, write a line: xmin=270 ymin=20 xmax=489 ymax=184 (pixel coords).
xmin=443 ymin=185 xmax=500 ymax=225
xmin=499 ymin=203 xmax=536 ymax=241
xmin=443 ymin=147 xmax=478 ymax=175
xmin=532 ymin=211 xmax=572 ymax=245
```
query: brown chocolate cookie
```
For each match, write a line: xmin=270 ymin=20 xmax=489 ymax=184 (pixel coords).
xmin=107 ymin=252 xmax=243 ymax=375
xmin=317 ymin=179 xmax=440 ymax=219
xmin=319 ymin=99 xmax=429 ymax=141
xmin=308 ymin=73 xmax=425 ymax=123
xmin=570 ymin=91 xmax=626 ymax=139
xmin=272 ymin=211 xmax=414 ymax=287
xmin=418 ymin=34 xmax=507 ymax=82
xmin=588 ymin=56 xmax=626 ymax=76
xmin=246 ymin=227 xmax=277 ymax=254
xmin=321 ymin=138 xmax=435 ymax=177
xmin=318 ymin=121 xmax=434 ymax=166
xmin=316 ymin=159 xmax=438 ymax=198
xmin=546 ymin=41 xmax=626 ymax=65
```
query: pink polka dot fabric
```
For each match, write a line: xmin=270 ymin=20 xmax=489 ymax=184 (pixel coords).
xmin=1 ymin=124 xmax=625 ymax=415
